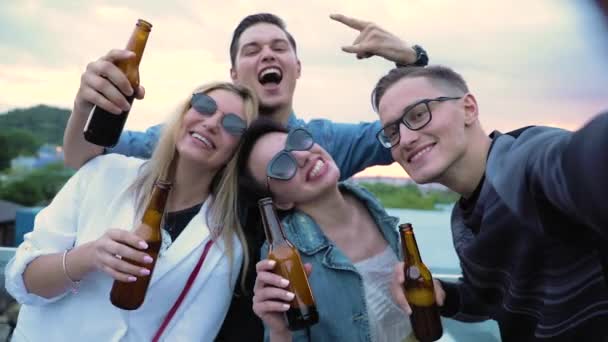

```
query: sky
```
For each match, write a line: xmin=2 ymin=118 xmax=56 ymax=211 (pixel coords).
xmin=1 ymin=0 xmax=607 ymax=178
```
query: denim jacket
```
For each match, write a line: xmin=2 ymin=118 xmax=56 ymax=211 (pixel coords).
xmin=108 ymin=112 xmax=392 ymax=180
xmin=261 ymin=182 xmax=402 ymax=342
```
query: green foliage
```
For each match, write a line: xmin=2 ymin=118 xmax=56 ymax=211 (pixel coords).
xmin=0 ymin=163 xmax=74 ymax=206
xmin=0 ymin=105 xmax=70 ymax=145
xmin=358 ymin=182 xmax=458 ymax=210
xmin=0 ymin=128 xmax=42 ymax=170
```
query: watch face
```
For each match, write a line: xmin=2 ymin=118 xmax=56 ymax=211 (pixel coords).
xmin=413 ymin=45 xmax=429 ymax=66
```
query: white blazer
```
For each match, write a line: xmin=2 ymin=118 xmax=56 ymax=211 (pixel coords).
xmin=5 ymin=154 xmax=242 ymax=341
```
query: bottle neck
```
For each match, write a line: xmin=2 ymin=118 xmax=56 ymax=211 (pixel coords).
xmin=127 ymin=26 xmax=150 ymax=66
xmin=143 ymin=181 xmax=171 ymax=227
xmin=117 ymin=21 xmax=151 ymax=87
xmin=259 ymin=199 xmax=288 ymax=247
xmin=401 ymin=230 xmax=423 ymax=264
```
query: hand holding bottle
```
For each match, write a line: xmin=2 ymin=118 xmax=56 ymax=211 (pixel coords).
xmin=74 ymin=49 xmax=146 ymax=117
xmin=252 ymin=259 xmax=313 ymax=338
xmin=85 ymin=228 xmax=154 ymax=282
xmin=390 ymin=261 xmax=446 ymax=315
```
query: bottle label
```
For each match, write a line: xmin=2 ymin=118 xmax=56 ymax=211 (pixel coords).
xmin=405 ymin=288 xmax=435 ymax=306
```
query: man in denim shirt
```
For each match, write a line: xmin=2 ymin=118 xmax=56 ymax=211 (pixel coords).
xmin=62 ymin=13 xmax=428 ymax=179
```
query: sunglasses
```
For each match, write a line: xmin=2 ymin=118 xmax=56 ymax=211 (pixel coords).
xmin=190 ymin=92 xmax=247 ymax=136
xmin=266 ymin=128 xmax=314 ymax=181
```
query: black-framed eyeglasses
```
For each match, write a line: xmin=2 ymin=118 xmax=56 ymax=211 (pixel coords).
xmin=376 ymin=96 xmax=462 ymax=148
xmin=264 ymin=128 xmax=314 ymax=193
xmin=190 ymin=92 xmax=247 ymax=136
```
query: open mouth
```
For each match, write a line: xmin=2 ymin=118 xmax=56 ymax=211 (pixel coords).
xmin=307 ymin=159 xmax=326 ymax=181
xmin=190 ymin=131 xmax=215 ymax=149
xmin=407 ymin=144 xmax=435 ymax=163
xmin=258 ymin=67 xmax=283 ymax=85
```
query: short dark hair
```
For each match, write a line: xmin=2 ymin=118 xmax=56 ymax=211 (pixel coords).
xmin=371 ymin=65 xmax=469 ymax=112
xmin=229 ymin=13 xmax=298 ymax=67
xmin=236 ymin=118 xmax=289 ymax=205
xmin=235 ymin=118 xmax=290 ymax=256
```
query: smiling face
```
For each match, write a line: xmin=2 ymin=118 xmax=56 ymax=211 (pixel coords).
xmin=378 ymin=77 xmax=473 ymax=184
xmin=176 ymin=89 xmax=247 ymax=173
xmin=246 ymin=131 xmax=340 ymax=209
xmin=230 ymin=23 xmax=301 ymax=115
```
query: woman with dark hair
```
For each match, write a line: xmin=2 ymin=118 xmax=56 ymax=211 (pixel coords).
xmin=236 ymin=119 xmax=431 ymax=342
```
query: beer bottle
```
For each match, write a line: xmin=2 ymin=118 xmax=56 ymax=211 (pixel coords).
xmin=258 ymin=197 xmax=319 ymax=331
xmin=110 ymin=179 xmax=171 ymax=310
xmin=399 ymin=223 xmax=443 ymax=342
xmin=84 ymin=19 xmax=152 ymax=147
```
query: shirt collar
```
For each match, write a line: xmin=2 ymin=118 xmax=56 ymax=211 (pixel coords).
xmin=282 ymin=182 xmax=400 ymax=255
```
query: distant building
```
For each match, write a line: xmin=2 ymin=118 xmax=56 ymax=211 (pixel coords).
xmin=10 ymin=144 xmax=63 ymax=171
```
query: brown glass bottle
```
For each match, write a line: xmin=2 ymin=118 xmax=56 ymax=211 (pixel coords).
xmin=258 ymin=197 xmax=319 ymax=331
xmin=110 ymin=180 xmax=171 ymax=310
xmin=84 ymin=19 xmax=152 ymax=147
xmin=400 ymin=223 xmax=443 ymax=342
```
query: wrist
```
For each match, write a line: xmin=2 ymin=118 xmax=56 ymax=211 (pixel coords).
xmin=398 ymin=46 xmax=417 ymax=66
xmin=395 ymin=44 xmax=429 ymax=68
xmin=72 ymin=99 xmax=93 ymax=119
xmin=70 ymin=242 xmax=95 ymax=278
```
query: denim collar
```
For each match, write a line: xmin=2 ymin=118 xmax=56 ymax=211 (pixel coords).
xmin=281 ymin=182 xmax=401 ymax=257
xmin=286 ymin=111 xmax=300 ymax=130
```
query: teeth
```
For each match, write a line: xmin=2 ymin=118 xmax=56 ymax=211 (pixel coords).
xmin=261 ymin=67 xmax=281 ymax=77
xmin=191 ymin=132 xmax=213 ymax=148
xmin=310 ymin=160 xmax=324 ymax=178
xmin=410 ymin=146 xmax=432 ymax=163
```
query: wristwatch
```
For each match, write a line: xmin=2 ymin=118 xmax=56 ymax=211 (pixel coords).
xmin=396 ymin=44 xmax=429 ymax=68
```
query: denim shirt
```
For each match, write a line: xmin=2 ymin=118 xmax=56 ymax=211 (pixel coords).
xmin=261 ymin=182 xmax=402 ymax=342
xmin=108 ymin=112 xmax=392 ymax=180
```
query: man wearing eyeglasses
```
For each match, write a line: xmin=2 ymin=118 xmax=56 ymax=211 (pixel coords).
xmin=377 ymin=65 xmax=608 ymax=341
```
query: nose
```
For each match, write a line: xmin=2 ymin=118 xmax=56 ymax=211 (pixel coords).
xmin=260 ymin=45 xmax=277 ymax=63
xmin=290 ymin=149 xmax=311 ymax=168
xmin=398 ymin=122 xmax=420 ymax=148
xmin=202 ymin=111 xmax=221 ymax=133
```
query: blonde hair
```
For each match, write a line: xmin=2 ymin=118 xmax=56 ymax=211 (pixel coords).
xmin=129 ymin=82 xmax=258 ymax=288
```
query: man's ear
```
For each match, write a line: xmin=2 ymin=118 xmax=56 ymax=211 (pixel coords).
xmin=274 ymin=198 xmax=295 ymax=211
xmin=230 ymin=67 xmax=237 ymax=82
xmin=463 ymin=93 xmax=479 ymax=126
xmin=296 ymin=59 xmax=301 ymax=79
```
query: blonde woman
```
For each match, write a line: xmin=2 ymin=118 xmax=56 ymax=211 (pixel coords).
xmin=5 ymin=78 xmax=258 ymax=341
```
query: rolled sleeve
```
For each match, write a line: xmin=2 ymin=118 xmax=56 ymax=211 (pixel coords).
xmin=5 ymin=159 xmax=91 ymax=305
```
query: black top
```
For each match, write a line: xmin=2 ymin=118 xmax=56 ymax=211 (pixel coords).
xmin=163 ymin=202 xmax=203 ymax=242
xmin=440 ymin=114 xmax=608 ymax=341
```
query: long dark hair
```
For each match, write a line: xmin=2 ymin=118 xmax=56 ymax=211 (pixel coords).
xmin=235 ymin=118 xmax=290 ymax=292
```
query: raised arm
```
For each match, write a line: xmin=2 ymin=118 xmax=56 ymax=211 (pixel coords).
xmin=330 ymin=13 xmax=419 ymax=65
xmin=306 ymin=119 xmax=392 ymax=180
xmin=63 ymin=49 xmax=145 ymax=169
xmin=318 ymin=14 xmax=426 ymax=179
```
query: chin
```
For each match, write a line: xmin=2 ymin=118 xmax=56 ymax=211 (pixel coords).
xmin=403 ymin=165 xmax=439 ymax=185
xmin=260 ymin=97 xmax=287 ymax=110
